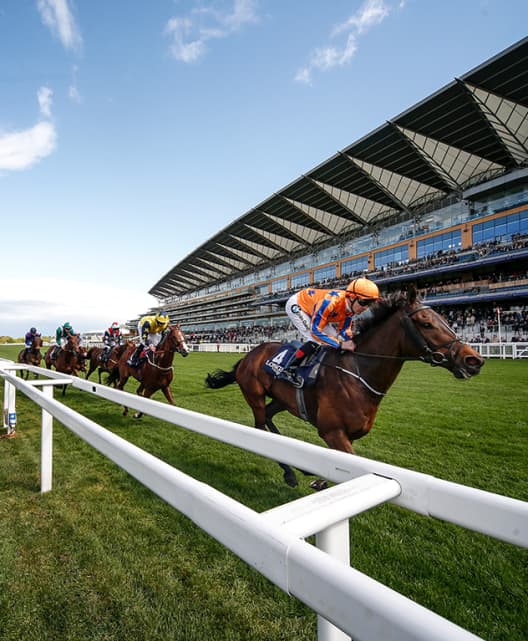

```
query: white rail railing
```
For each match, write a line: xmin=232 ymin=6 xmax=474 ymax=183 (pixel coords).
xmin=1 ymin=360 xmax=527 ymax=641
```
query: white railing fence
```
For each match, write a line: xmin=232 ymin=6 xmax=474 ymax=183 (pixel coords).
xmin=1 ymin=359 xmax=527 ymax=641
xmin=469 ymin=341 xmax=528 ymax=358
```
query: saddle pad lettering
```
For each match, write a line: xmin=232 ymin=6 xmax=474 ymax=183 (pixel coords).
xmin=262 ymin=344 xmax=297 ymax=377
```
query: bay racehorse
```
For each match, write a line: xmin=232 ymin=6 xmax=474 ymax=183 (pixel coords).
xmin=17 ymin=335 xmax=43 ymax=379
xmin=86 ymin=343 xmax=129 ymax=384
xmin=107 ymin=324 xmax=190 ymax=417
xmin=205 ymin=289 xmax=485 ymax=488
xmin=44 ymin=335 xmax=87 ymax=394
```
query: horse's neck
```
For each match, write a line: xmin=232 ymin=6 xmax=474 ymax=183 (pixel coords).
xmin=344 ymin=314 xmax=406 ymax=392
xmin=155 ymin=343 xmax=174 ymax=367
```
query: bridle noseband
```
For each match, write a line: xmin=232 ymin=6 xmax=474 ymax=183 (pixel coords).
xmin=160 ymin=327 xmax=187 ymax=354
xmin=401 ymin=305 xmax=464 ymax=367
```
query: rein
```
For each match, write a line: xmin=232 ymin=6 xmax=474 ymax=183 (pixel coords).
xmin=330 ymin=304 xmax=465 ymax=396
xmin=334 ymin=364 xmax=386 ymax=396
xmin=145 ymin=351 xmax=174 ymax=372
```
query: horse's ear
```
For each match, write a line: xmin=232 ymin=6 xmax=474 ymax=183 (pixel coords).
xmin=407 ymin=284 xmax=417 ymax=305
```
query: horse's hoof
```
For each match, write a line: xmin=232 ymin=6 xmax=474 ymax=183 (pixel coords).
xmin=133 ymin=413 xmax=142 ymax=419
xmin=284 ymin=473 xmax=298 ymax=487
xmin=310 ymin=479 xmax=329 ymax=492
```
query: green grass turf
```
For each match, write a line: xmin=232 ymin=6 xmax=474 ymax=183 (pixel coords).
xmin=0 ymin=346 xmax=527 ymax=640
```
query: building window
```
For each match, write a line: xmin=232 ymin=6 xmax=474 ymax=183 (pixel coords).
xmin=314 ymin=265 xmax=336 ymax=283
xmin=341 ymin=256 xmax=368 ymax=276
xmin=291 ymin=272 xmax=311 ymax=288
xmin=271 ymin=279 xmax=288 ymax=293
xmin=416 ymin=230 xmax=461 ymax=259
xmin=472 ymin=210 xmax=528 ymax=245
xmin=375 ymin=245 xmax=409 ymax=268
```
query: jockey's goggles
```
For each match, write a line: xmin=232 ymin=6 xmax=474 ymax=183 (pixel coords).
xmin=356 ymin=298 xmax=375 ymax=307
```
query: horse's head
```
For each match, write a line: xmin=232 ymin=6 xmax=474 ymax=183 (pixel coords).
xmin=33 ymin=335 xmax=43 ymax=349
xmin=355 ymin=288 xmax=484 ymax=379
xmin=161 ymin=324 xmax=189 ymax=357
xmin=400 ymin=288 xmax=484 ymax=379
xmin=64 ymin=334 xmax=81 ymax=353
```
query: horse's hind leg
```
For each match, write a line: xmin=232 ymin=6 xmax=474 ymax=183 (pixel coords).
xmin=264 ymin=400 xmax=298 ymax=488
xmin=132 ymin=383 xmax=146 ymax=419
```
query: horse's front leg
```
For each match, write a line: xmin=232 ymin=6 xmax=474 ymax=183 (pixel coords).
xmin=310 ymin=428 xmax=356 ymax=491
xmin=160 ymin=385 xmax=175 ymax=406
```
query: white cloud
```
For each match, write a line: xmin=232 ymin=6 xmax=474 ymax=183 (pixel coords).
xmin=38 ymin=86 xmax=53 ymax=117
xmin=68 ymin=84 xmax=82 ymax=103
xmin=295 ymin=0 xmax=395 ymax=85
xmin=0 ymin=277 xmax=156 ymax=337
xmin=37 ymin=0 xmax=82 ymax=51
xmin=332 ymin=0 xmax=389 ymax=37
xmin=0 ymin=121 xmax=56 ymax=171
xmin=165 ymin=0 xmax=260 ymax=63
xmin=0 ymin=87 xmax=56 ymax=171
xmin=68 ymin=64 xmax=82 ymax=103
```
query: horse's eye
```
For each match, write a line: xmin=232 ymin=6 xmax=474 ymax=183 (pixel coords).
xmin=422 ymin=322 xmax=433 ymax=329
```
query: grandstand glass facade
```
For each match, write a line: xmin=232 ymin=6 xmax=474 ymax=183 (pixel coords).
xmin=271 ymin=278 xmax=288 ymax=293
xmin=472 ymin=210 xmax=528 ymax=245
xmin=375 ymin=245 xmax=409 ymax=269
xmin=291 ymin=272 xmax=311 ymax=288
xmin=341 ymin=256 xmax=368 ymax=275
xmin=416 ymin=230 xmax=462 ymax=259
xmin=314 ymin=265 xmax=336 ymax=282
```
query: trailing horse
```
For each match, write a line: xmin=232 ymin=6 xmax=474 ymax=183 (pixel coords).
xmin=205 ymin=289 xmax=484 ymax=488
xmin=107 ymin=325 xmax=190 ymax=417
xmin=44 ymin=335 xmax=87 ymax=395
xmin=86 ymin=343 xmax=129 ymax=384
xmin=17 ymin=335 xmax=43 ymax=379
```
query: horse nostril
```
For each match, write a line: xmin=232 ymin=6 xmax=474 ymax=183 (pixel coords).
xmin=464 ymin=355 xmax=484 ymax=370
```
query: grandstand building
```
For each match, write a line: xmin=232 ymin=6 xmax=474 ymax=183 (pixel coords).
xmin=136 ymin=38 xmax=528 ymax=344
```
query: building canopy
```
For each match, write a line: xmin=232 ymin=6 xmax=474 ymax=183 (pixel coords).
xmin=150 ymin=38 xmax=528 ymax=299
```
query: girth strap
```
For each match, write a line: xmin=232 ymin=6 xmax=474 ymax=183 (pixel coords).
xmin=296 ymin=387 xmax=309 ymax=421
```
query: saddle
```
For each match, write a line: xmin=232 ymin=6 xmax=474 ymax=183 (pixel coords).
xmin=263 ymin=341 xmax=325 ymax=388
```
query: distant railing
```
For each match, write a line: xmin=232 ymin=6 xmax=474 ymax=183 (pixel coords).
xmin=469 ymin=342 xmax=528 ymax=359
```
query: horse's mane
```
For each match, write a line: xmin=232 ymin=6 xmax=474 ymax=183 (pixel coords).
xmin=354 ymin=291 xmax=410 ymax=337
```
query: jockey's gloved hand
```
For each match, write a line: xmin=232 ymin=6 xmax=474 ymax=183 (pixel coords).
xmin=341 ymin=340 xmax=356 ymax=352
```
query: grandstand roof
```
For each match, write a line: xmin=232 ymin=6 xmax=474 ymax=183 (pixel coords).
xmin=150 ymin=37 xmax=528 ymax=299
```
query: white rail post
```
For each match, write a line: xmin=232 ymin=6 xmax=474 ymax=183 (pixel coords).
xmin=3 ymin=376 xmax=17 ymax=436
xmin=41 ymin=385 xmax=54 ymax=493
xmin=316 ymin=520 xmax=351 ymax=641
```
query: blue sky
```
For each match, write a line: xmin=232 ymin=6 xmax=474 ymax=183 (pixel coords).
xmin=1 ymin=0 xmax=526 ymax=337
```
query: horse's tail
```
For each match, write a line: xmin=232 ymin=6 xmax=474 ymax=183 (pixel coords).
xmin=205 ymin=360 xmax=241 ymax=389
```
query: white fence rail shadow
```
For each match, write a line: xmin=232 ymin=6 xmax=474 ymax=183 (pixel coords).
xmin=1 ymin=359 xmax=527 ymax=641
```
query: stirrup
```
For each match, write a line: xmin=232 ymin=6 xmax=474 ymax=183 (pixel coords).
xmin=278 ymin=369 xmax=303 ymax=388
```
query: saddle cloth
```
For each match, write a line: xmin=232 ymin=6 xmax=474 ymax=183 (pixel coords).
xmin=263 ymin=341 xmax=324 ymax=388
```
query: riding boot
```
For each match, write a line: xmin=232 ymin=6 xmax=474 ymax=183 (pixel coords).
xmin=127 ymin=345 xmax=142 ymax=367
xmin=287 ymin=341 xmax=318 ymax=371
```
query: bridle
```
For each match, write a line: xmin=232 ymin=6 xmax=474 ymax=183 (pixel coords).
xmin=159 ymin=326 xmax=188 ymax=355
xmin=334 ymin=304 xmax=467 ymax=396
xmin=400 ymin=305 xmax=466 ymax=367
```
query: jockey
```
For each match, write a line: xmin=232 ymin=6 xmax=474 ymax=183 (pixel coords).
xmin=102 ymin=322 xmax=122 ymax=362
xmin=23 ymin=327 xmax=40 ymax=358
xmin=127 ymin=312 xmax=170 ymax=367
xmin=53 ymin=322 xmax=78 ymax=359
xmin=283 ymin=277 xmax=380 ymax=378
